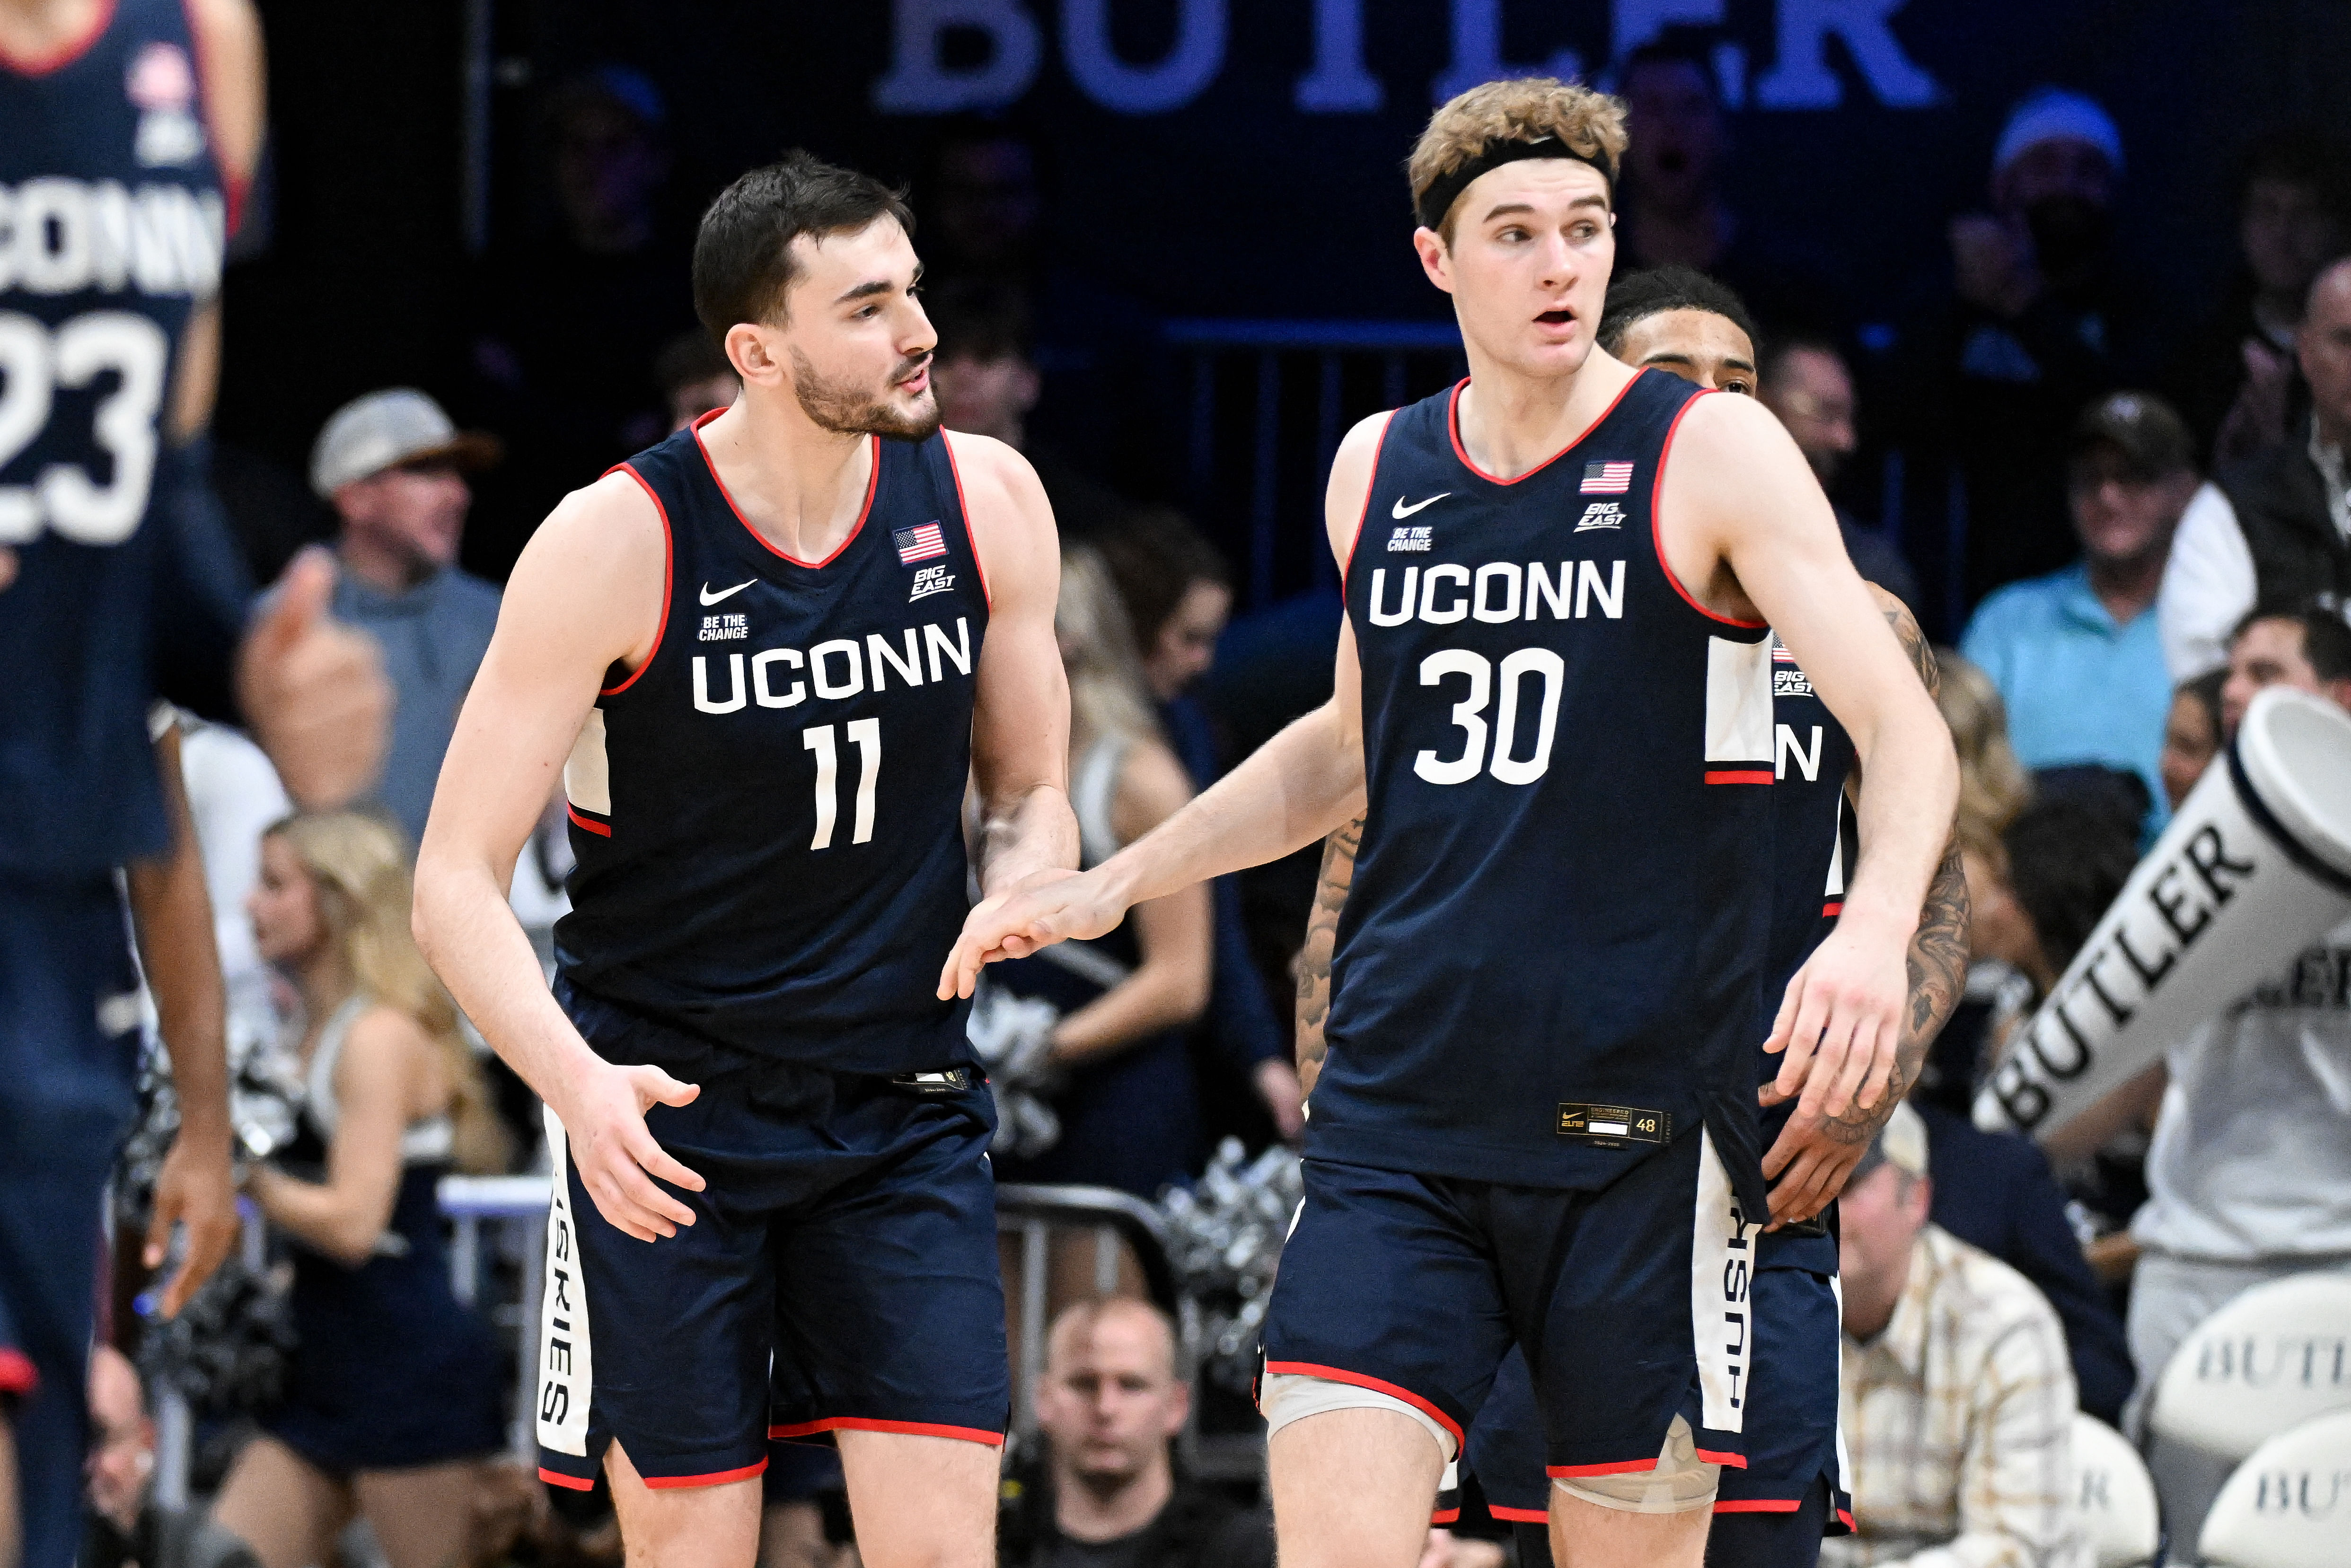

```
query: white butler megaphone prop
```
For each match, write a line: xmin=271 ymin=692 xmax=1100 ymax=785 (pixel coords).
xmin=1975 ymin=685 xmax=2351 ymax=1141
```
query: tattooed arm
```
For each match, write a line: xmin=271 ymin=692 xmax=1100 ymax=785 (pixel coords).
xmin=1762 ymin=587 xmax=1971 ymax=1226
xmin=1294 ymin=816 xmax=1364 ymax=1098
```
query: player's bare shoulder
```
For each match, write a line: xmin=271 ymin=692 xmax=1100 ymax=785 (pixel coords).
xmin=1325 ymin=410 xmax=1396 ymax=563
xmin=942 ymin=429 xmax=1056 ymax=596
xmin=497 ymin=470 xmax=669 ymax=676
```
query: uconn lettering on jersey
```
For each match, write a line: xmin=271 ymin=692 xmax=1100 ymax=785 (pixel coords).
xmin=689 ymin=615 xmax=973 ymax=713
xmin=1362 ymin=559 xmax=1627 ymax=624
xmin=0 ymin=178 xmax=225 ymax=298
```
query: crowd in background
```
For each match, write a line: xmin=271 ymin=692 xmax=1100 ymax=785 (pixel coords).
xmin=79 ymin=35 xmax=2351 ymax=1568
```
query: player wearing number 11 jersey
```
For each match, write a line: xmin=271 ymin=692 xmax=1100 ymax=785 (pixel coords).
xmin=414 ymin=154 xmax=1074 ymax=1568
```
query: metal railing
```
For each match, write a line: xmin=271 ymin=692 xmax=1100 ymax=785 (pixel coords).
xmin=1168 ymin=319 xmax=1467 ymax=608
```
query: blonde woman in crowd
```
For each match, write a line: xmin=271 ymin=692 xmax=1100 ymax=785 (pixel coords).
xmin=985 ymin=547 xmax=1212 ymax=1198
xmin=211 ymin=812 xmax=507 ymax=1568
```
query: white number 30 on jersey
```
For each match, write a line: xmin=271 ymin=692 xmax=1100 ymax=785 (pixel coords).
xmin=0 ymin=309 xmax=171 ymax=547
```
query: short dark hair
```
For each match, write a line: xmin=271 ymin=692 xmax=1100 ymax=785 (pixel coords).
xmin=2004 ymin=793 xmax=2140 ymax=979
xmin=925 ymin=279 xmax=1033 ymax=364
xmin=691 ymin=151 xmax=914 ymax=346
xmin=2233 ymin=598 xmax=2351 ymax=683
xmin=1096 ymin=508 xmax=1230 ymax=652
xmin=1597 ymin=265 xmax=1758 ymax=356
xmin=2178 ymin=666 xmax=2227 ymax=737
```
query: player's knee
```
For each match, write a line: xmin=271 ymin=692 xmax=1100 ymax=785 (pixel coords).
xmin=1550 ymin=1415 xmax=1719 ymax=1515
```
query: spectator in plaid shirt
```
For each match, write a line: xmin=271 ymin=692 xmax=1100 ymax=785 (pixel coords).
xmin=1823 ymin=1103 xmax=2086 ymax=1568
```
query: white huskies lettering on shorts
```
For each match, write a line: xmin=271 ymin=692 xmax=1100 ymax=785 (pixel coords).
xmin=537 ymin=1104 xmax=596 ymax=1456
xmin=1688 ymin=1126 xmax=1753 ymax=1432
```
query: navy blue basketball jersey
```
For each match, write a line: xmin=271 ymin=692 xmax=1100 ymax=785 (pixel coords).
xmin=0 ymin=0 xmax=230 ymax=877
xmin=1320 ymin=371 xmax=1774 ymax=1212
xmin=552 ymin=416 xmax=991 ymax=1072
xmin=1761 ymin=634 xmax=1858 ymax=1270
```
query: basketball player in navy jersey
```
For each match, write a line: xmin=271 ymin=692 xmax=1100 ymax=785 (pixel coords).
xmin=942 ymin=80 xmax=1958 ymax=1568
xmin=415 ymin=153 xmax=1074 ymax=1568
xmin=3 ymin=4 xmax=389 ymax=1564
xmin=1294 ymin=270 xmax=1971 ymax=1568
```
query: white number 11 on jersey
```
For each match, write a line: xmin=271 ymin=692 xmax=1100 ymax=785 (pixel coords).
xmin=802 ymin=719 xmax=881 ymax=850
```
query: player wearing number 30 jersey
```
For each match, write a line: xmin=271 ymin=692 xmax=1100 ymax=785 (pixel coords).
xmin=940 ymin=79 xmax=1958 ymax=1568
xmin=414 ymin=154 xmax=1075 ymax=1568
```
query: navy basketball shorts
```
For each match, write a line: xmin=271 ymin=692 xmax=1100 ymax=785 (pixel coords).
xmin=534 ymin=986 xmax=1008 ymax=1491
xmin=1259 ymin=1127 xmax=1755 ymax=1501
xmin=0 ymin=875 xmax=142 ymax=1568
xmin=1466 ymin=1259 xmax=1853 ymax=1555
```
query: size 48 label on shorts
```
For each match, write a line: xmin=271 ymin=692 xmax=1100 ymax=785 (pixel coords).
xmin=1556 ymin=1103 xmax=1670 ymax=1147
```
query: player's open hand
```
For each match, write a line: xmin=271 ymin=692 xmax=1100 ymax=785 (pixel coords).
xmin=237 ymin=548 xmax=391 ymax=810
xmin=936 ymin=867 xmax=1121 ymax=1000
xmin=564 ymin=1061 xmax=706 ymax=1243
xmin=145 ymin=1124 xmax=239 ymax=1318
xmin=1761 ymin=910 xmax=1906 ymax=1124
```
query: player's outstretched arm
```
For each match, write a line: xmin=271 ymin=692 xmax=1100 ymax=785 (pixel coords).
xmin=937 ymin=412 xmax=1387 ymax=1000
xmin=413 ymin=476 xmax=704 ymax=1244
xmin=950 ymin=432 xmax=1080 ymax=901
xmin=1666 ymin=394 xmax=1959 ymax=1124
xmin=1761 ymin=589 xmax=1971 ymax=1224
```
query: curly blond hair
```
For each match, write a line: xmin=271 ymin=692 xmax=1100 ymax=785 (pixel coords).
xmin=1407 ymin=77 xmax=1629 ymax=240
xmin=1933 ymin=650 xmax=2033 ymax=846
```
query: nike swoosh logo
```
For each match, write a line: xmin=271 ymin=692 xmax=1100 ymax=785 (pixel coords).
xmin=699 ymin=579 xmax=757 ymax=605
xmin=1392 ymin=492 xmax=1449 ymax=519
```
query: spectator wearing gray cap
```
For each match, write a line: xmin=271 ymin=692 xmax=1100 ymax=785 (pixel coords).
xmin=1960 ymin=392 xmax=2196 ymax=825
xmin=2158 ymin=253 xmax=2351 ymax=680
xmin=1826 ymin=1102 xmax=2085 ymax=1568
xmin=1909 ymin=87 xmax=2139 ymax=605
xmin=311 ymin=389 xmax=503 ymax=846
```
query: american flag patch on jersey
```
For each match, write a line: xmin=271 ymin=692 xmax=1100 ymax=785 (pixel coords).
xmin=1580 ymin=461 xmax=1634 ymax=494
xmin=893 ymin=522 xmax=948 ymax=564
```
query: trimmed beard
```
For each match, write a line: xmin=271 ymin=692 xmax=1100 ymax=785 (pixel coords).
xmin=789 ymin=347 xmax=941 ymax=441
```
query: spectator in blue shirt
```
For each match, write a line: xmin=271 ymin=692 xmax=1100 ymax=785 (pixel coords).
xmin=310 ymin=390 xmax=504 ymax=848
xmin=1960 ymin=391 xmax=2199 ymax=823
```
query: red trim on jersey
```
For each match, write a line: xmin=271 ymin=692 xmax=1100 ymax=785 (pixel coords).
xmin=537 ymin=1467 xmax=595 ymax=1491
xmin=0 ymin=0 xmax=118 ymax=74
xmin=1713 ymin=1498 xmax=1800 ymax=1514
xmin=1550 ymin=1448 xmax=1746 ymax=1478
xmin=1262 ymin=1361 xmax=1464 ymax=1449
xmin=1428 ymin=1507 xmax=1460 ymax=1524
xmin=1705 ymin=770 xmax=1772 ymax=785
xmin=178 ymin=0 xmax=248 ymax=236
xmin=1695 ymin=1448 xmax=1747 ymax=1469
xmin=641 ymin=1459 xmax=767 ymax=1490
xmin=1445 ymin=370 xmax=1643 ymax=487
xmin=939 ymin=430 xmax=992 ymax=610
xmin=600 ymin=464 xmax=673 ymax=697
xmin=566 ymin=805 xmax=611 ymax=838
xmin=1339 ymin=410 xmax=1398 ymax=587
xmin=1651 ymin=390 xmax=1767 ymax=629
xmin=1838 ymin=1507 xmax=1857 ymax=1532
xmin=696 ymin=411 xmax=877 ymax=569
xmin=1822 ymin=900 xmax=1844 ymax=917
xmin=1487 ymin=1505 xmax=1548 ymax=1524
xmin=0 ymin=1349 xmax=36 ymax=1396
xmin=766 ymin=1417 xmax=1006 ymax=1447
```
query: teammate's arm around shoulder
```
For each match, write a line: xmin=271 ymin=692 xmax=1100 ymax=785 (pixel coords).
xmin=936 ymin=416 xmax=1378 ymax=999
xmin=1666 ymin=394 xmax=1959 ymax=1121
xmin=413 ymin=475 xmax=706 ymax=1245
xmin=947 ymin=430 xmax=1080 ymax=899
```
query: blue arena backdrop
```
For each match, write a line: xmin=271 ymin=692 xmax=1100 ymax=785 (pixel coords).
xmin=520 ymin=0 xmax=2342 ymax=325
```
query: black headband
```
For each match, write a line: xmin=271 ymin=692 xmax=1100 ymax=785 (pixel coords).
xmin=1413 ymin=135 xmax=1616 ymax=232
